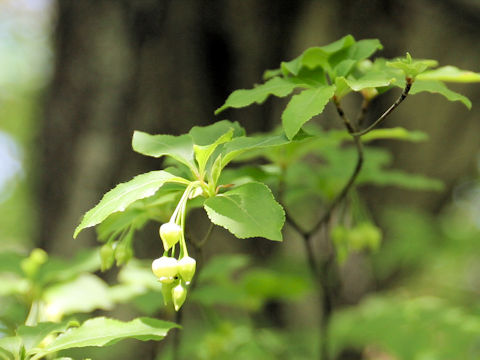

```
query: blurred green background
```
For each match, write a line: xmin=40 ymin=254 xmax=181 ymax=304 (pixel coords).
xmin=1 ymin=1 xmax=480 ymax=359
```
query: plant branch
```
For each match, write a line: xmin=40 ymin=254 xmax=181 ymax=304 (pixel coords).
xmin=352 ymin=78 xmax=413 ymax=137
xmin=305 ymin=98 xmax=364 ymax=238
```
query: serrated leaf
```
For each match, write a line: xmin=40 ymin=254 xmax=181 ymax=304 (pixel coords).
xmin=282 ymin=85 xmax=336 ymax=139
xmin=417 ymin=65 xmax=480 ymax=83
xmin=132 ymin=131 xmax=196 ymax=173
xmin=74 ymin=171 xmax=188 ymax=238
xmin=215 ymin=77 xmax=299 ymax=114
xmin=410 ymin=80 xmax=472 ymax=109
xmin=33 ymin=317 xmax=178 ymax=357
xmin=204 ymin=182 xmax=285 ymax=241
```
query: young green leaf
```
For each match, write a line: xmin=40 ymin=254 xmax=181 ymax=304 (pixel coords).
xmin=410 ymin=80 xmax=472 ymax=109
xmin=282 ymin=85 xmax=335 ymax=139
xmin=280 ymin=35 xmax=356 ymax=77
xmin=387 ymin=53 xmax=438 ymax=79
xmin=194 ymin=129 xmax=233 ymax=175
xmin=204 ymin=182 xmax=285 ymax=241
xmin=330 ymin=39 xmax=383 ymax=76
xmin=132 ymin=132 xmax=196 ymax=173
xmin=417 ymin=66 xmax=480 ymax=83
xmin=188 ymin=120 xmax=245 ymax=145
xmin=74 ymin=171 xmax=188 ymax=238
xmin=31 ymin=317 xmax=178 ymax=358
xmin=215 ymin=77 xmax=299 ymax=114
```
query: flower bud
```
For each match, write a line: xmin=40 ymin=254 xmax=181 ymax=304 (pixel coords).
xmin=21 ymin=248 xmax=48 ymax=278
xmin=100 ymin=243 xmax=115 ymax=271
xmin=114 ymin=241 xmax=133 ymax=266
xmin=152 ymin=256 xmax=178 ymax=284
xmin=159 ymin=222 xmax=182 ymax=251
xmin=172 ymin=282 xmax=187 ymax=311
xmin=177 ymin=256 xmax=196 ymax=284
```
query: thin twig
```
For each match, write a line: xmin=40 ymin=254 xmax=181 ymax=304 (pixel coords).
xmin=305 ymin=98 xmax=364 ymax=238
xmin=352 ymin=78 xmax=413 ymax=136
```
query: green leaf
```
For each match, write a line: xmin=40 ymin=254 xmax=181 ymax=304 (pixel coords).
xmin=74 ymin=171 xmax=188 ymax=238
xmin=33 ymin=317 xmax=178 ymax=358
xmin=330 ymin=39 xmax=383 ymax=76
xmin=300 ymin=47 xmax=330 ymax=71
xmin=17 ymin=321 xmax=78 ymax=354
xmin=0 ymin=336 xmax=21 ymax=360
xmin=345 ymin=72 xmax=394 ymax=91
xmin=346 ymin=39 xmax=383 ymax=62
xmin=36 ymin=249 xmax=101 ymax=287
xmin=360 ymin=127 xmax=428 ymax=143
xmin=410 ymin=80 xmax=472 ymax=109
xmin=0 ymin=252 xmax=24 ymax=275
xmin=263 ymin=68 xmax=282 ymax=80
xmin=332 ymin=223 xmax=382 ymax=264
xmin=335 ymin=72 xmax=394 ymax=98
xmin=320 ymin=34 xmax=356 ymax=54
xmin=188 ymin=120 xmax=245 ymax=145
xmin=43 ymin=274 xmax=113 ymax=317
xmin=132 ymin=131 xmax=196 ymax=172
xmin=194 ymin=129 xmax=233 ymax=174
xmin=330 ymin=296 xmax=480 ymax=360
xmin=387 ymin=53 xmax=438 ymax=78
xmin=417 ymin=66 xmax=480 ymax=83
xmin=197 ymin=254 xmax=250 ymax=283
xmin=220 ymin=133 xmax=291 ymax=168
xmin=282 ymin=85 xmax=335 ymax=139
xmin=282 ymin=35 xmax=356 ymax=76
xmin=204 ymin=182 xmax=285 ymax=241
xmin=0 ymin=275 xmax=29 ymax=296
xmin=241 ymin=268 xmax=311 ymax=301
xmin=215 ymin=77 xmax=299 ymax=114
